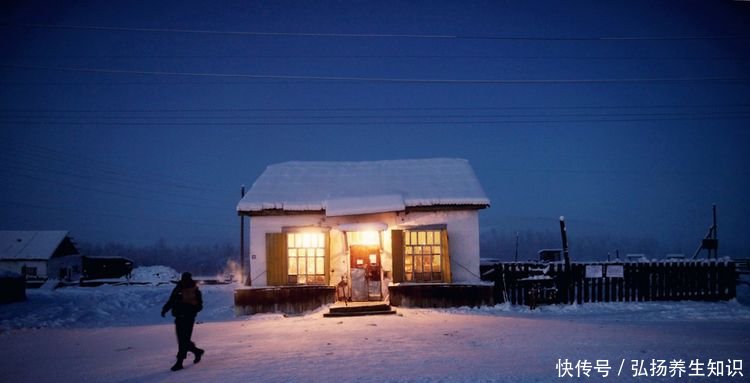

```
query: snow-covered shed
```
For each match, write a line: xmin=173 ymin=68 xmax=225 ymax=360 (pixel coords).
xmin=0 ymin=231 xmax=80 ymax=286
xmin=236 ymin=158 xmax=491 ymax=312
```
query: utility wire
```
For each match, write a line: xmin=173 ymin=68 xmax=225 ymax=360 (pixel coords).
xmin=1 ymin=116 xmax=748 ymax=126
xmin=4 ymin=54 xmax=748 ymax=60
xmin=2 ymin=63 xmax=748 ymax=84
xmin=4 ymin=23 xmax=749 ymax=41
xmin=0 ymin=200 xmax=235 ymax=228
xmin=2 ymin=111 xmax=749 ymax=120
xmin=1 ymin=104 xmax=749 ymax=113
xmin=3 ymin=168 xmax=229 ymax=210
xmin=3 ymin=142 xmax=226 ymax=192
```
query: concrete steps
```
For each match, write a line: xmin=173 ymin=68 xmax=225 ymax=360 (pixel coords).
xmin=323 ymin=302 xmax=397 ymax=318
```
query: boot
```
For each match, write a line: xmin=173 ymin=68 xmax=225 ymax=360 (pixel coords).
xmin=170 ymin=358 xmax=184 ymax=371
xmin=193 ymin=348 xmax=205 ymax=364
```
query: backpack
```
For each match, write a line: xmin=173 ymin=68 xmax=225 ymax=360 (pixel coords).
xmin=181 ymin=286 xmax=199 ymax=306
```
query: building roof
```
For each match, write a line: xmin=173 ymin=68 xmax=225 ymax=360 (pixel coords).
xmin=0 ymin=231 xmax=71 ymax=260
xmin=237 ymin=158 xmax=490 ymax=216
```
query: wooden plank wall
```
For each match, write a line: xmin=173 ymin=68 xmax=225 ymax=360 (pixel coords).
xmin=485 ymin=259 xmax=737 ymax=306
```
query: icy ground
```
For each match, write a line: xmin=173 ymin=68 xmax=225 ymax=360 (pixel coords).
xmin=1 ymin=273 xmax=749 ymax=383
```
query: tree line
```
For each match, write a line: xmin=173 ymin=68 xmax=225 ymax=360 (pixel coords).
xmin=79 ymin=239 xmax=237 ymax=276
xmin=480 ymin=229 xmax=670 ymax=262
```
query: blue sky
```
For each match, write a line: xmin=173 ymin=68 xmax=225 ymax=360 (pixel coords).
xmin=1 ymin=1 xmax=749 ymax=257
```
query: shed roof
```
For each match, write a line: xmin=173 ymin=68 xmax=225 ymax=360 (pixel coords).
xmin=237 ymin=158 xmax=490 ymax=216
xmin=0 ymin=231 xmax=71 ymax=260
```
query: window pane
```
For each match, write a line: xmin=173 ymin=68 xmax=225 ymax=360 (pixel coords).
xmin=405 ymin=246 xmax=412 ymax=255
xmin=288 ymin=275 xmax=297 ymax=284
xmin=302 ymin=233 xmax=311 ymax=248
xmin=405 ymin=273 xmax=413 ymax=281
xmin=432 ymin=246 xmax=441 ymax=255
xmin=405 ymin=263 xmax=413 ymax=273
xmin=415 ymin=257 xmax=423 ymax=272
xmin=288 ymin=248 xmax=297 ymax=258
xmin=426 ymin=231 xmax=433 ymax=245
xmin=316 ymin=248 xmax=324 ymax=258
xmin=405 ymin=232 xmax=410 ymax=245
xmin=432 ymin=254 xmax=441 ymax=269
xmin=307 ymin=258 xmax=316 ymax=274
xmin=316 ymin=257 xmax=324 ymax=275
xmin=310 ymin=233 xmax=318 ymax=248
xmin=418 ymin=231 xmax=426 ymax=245
xmin=295 ymin=234 xmax=303 ymax=248
xmin=434 ymin=231 xmax=441 ymax=245
xmin=415 ymin=246 xmax=422 ymax=255
xmin=298 ymin=275 xmax=306 ymax=284
xmin=298 ymin=258 xmax=306 ymax=275
xmin=288 ymin=257 xmax=298 ymax=275
xmin=423 ymin=255 xmax=431 ymax=273
xmin=307 ymin=248 xmax=315 ymax=258
xmin=410 ymin=232 xmax=417 ymax=245
xmin=404 ymin=255 xmax=413 ymax=265
xmin=287 ymin=233 xmax=295 ymax=248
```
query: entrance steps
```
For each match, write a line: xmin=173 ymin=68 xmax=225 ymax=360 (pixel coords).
xmin=323 ymin=301 xmax=397 ymax=318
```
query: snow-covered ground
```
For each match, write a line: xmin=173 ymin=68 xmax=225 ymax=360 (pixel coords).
xmin=1 ymin=269 xmax=749 ymax=382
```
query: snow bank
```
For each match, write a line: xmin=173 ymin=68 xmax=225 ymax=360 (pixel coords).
xmin=2 ymin=278 xmax=749 ymax=331
xmin=0 ymin=269 xmax=22 ymax=278
xmin=129 ymin=265 xmax=181 ymax=283
xmin=0 ymin=283 xmax=238 ymax=330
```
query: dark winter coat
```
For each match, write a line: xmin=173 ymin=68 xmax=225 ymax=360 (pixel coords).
xmin=162 ymin=280 xmax=203 ymax=319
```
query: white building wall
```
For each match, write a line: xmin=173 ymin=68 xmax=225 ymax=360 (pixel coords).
xmin=247 ymin=209 xmax=482 ymax=287
xmin=0 ymin=260 xmax=48 ymax=278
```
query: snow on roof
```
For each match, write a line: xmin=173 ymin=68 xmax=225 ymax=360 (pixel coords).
xmin=0 ymin=231 xmax=70 ymax=260
xmin=237 ymin=158 xmax=490 ymax=216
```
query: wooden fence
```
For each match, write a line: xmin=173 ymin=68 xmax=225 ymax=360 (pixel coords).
xmin=482 ymin=259 xmax=737 ymax=306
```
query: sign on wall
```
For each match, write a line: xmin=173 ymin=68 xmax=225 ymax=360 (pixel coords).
xmin=585 ymin=265 xmax=603 ymax=278
xmin=606 ymin=265 xmax=624 ymax=278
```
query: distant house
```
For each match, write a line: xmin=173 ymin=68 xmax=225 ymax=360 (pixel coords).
xmin=235 ymin=158 xmax=492 ymax=313
xmin=0 ymin=231 xmax=80 ymax=287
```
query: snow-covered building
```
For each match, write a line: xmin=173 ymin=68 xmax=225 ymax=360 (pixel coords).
xmin=0 ymin=231 xmax=80 ymax=286
xmin=235 ymin=158 xmax=492 ymax=313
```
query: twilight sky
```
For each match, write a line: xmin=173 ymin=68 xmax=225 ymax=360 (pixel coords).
xmin=1 ymin=1 xmax=749 ymax=258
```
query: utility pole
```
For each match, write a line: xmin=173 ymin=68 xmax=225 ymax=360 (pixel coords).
xmin=559 ymin=216 xmax=570 ymax=269
xmin=559 ymin=216 xmax=571 ymax=303
xmin=712 ymin=203 xmax=718 ymax=258
xmin=240 ymin=185 xmax=246 ymax=284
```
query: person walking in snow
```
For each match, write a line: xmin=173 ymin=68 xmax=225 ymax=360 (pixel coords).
xmin=161 ymin=272 xmax=205 ymax=371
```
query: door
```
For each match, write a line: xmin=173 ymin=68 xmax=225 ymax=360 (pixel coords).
xmin=349 ymin=245 xmax=382 ymax=301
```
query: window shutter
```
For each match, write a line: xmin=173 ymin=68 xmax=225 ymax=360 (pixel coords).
xmin=391 ymin=229 xmax=404 ymax=283
xmin=265 ymin=232 xmax=287 ymax=286
xmin=324 ymin=233 xmax=331 ymax=285
xmin=440 ymin=229 xmax=452 ymax=283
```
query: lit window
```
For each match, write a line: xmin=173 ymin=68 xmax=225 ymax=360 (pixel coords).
xmin=403 ymin=230 xmax=442 ymax=282
xmin=287 ymin=232 xmax=326 ymax=285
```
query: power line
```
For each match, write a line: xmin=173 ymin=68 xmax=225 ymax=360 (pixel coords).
xmin=4 ymin=142 xmax=225 ymax=192
xmin=0 ymin=200 xmax=235 ymax=228
xmin=4 ymin=23 xmax=749 ymax=41
xmin=1 ymin=104 xmax=749 ymax=113
xmin=4 ymin=54 xmax=748 ymax=60
xmin=2 ymin=111 xmax=749 ymax=120
xmin=2 ymin=168 xmax=228 ymax=210
xmin=2 ymin=63 xmax=749 ymax=84
xmin=1 ymin=115 xmax=749 ymax=126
